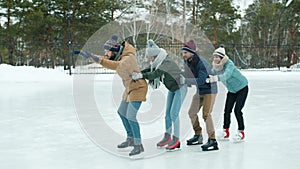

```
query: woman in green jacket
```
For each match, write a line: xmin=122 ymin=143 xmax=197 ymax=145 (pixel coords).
xmin=132 ymin=39 xmax=187 ymax=150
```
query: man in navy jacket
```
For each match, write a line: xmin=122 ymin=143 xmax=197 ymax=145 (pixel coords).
xmin=181 ymin=40 xmax=219 ymax=151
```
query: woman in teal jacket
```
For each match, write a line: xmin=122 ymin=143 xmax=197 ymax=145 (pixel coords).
xmin=209 ymin=46 xmax=248 ymax=142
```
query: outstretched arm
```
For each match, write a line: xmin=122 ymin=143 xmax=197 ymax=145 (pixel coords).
xmin=79 ymin=51 xmax=104 ymax=63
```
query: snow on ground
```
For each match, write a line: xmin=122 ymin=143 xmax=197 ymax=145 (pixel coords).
xmin=0 ymin=64 xmax=72 ymax=82
xmin=1 ymin=64 xmax=300 ymax=169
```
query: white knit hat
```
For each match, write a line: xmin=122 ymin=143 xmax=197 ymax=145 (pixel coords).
xmin=213 ymin=47 xmax=226 ymax=58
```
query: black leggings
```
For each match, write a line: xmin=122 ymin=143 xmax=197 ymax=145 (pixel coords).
xmin=223 ymin=86 xmax=248 ymax=131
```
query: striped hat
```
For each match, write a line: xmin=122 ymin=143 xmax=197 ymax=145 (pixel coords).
xmin=103 ymin=34 xmax=120 ymax=52
xmin=181 ymin=40 xmax=197 ymax=54
xmin=213 ymin=47 xmax=226 ymax=58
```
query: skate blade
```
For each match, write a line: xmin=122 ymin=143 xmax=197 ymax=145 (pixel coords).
xmin=117 ymin=147 xmax=134 ymax=152
xmin=129 ymin=152 xmax=145 ymax=160
xmin=157 ymin=145 xmax=167 ymax=149
xmin=218 ymin=138 xmax=230 ymax=141
xmin=232 ymin=138 xmax=245 ymax=143
xmin=166 ymin=147 xmax=181 ymax=152
xmin=202 ymin=146 xmax=219 ymax=151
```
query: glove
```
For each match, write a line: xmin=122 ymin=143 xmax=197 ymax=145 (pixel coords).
xmin=208 ymin=75 xmax=218 ymax=83
xmin=132 ymin=72 xmax=143 ymax=80
xmin=179 ymin=74 xmax=185 ymax=85
xmin=80 ymin=51 xmax=100 ymax=63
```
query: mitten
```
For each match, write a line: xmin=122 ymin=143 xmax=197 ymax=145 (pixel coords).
xmin=80 ymin=51 xmax=100 ymax=63
xmin=132 ymin=72 xmax=143 ymax=80
xmin=208 ymin=75 xmax=218 ymax=83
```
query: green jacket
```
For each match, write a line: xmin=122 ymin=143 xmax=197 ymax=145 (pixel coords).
xmin=142 ymin=56 xmax=182 ymax=92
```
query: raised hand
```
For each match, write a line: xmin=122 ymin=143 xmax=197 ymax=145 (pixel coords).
xmin=80 ymin=51 xmax=101 ymax=63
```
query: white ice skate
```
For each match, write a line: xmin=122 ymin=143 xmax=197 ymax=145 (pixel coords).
xmin=217 ymin=128 xmax=230 ymax=141
xmin=233 ymin=130 xmax=245 ymax=143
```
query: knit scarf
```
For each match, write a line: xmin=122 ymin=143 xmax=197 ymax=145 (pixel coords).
xmin=149 ymin=48 xmax=167 ymax=89
xmin=212 ymin=55 xmax=228 ymax=71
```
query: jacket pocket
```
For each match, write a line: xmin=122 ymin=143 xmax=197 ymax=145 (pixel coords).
xmin=128 ymin=79 xmax=146 ymax=93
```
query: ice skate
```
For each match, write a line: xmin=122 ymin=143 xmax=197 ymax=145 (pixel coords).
xmin=217 ymin=128 xmax=230 ymax=141
xmin=201 ymin=138 xmax=219 ymax=151
xmin=186 ymin=135 xmax=203 ymax=145
xmin=117 ymin=137 xmax=134 ymax=151
xmin=129 ymin=144 xmax=144 ymax=159
xmin=156 ymin=133 xmax=172 ymax=148
xmin=233 ymin=130 xmax=245 ymax=143
xmin=166 ymin=136 xmax=180 ymax=151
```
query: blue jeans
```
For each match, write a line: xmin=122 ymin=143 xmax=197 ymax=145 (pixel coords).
xmin=117 ymin=100 xmax=142 ymax=145
xmin=165 ymin=85 xmax=187 ymax=138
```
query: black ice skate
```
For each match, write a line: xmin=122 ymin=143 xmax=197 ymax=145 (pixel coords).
xmin=117 ymin=137 xmax=134 ymax=151
xmin=129 ymin=144 xmax=144 ymax=159
xmin=187 ymin=135 xmax=203 ymax=145
xmin=201 ymin=138 xmax=219 ymax=151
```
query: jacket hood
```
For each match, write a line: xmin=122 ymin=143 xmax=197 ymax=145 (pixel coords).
xmin=117 ymin=41 xmax=136 ymax=61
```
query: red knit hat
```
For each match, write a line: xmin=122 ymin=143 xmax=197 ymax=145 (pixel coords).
xmin=182 ymin=40 xmax=197 ymax=54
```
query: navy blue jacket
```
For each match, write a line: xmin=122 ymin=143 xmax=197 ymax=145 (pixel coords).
xmin=184 ymin=53 xmax=218 ymax=95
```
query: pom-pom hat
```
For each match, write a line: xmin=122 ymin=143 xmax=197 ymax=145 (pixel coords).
xmin=146 ymin=39 xmax=161 ymax=57
xmin=213 ymin=47 xmax=226 ymax=58
xmin=103 ymin=34 xmax=121 ymax=52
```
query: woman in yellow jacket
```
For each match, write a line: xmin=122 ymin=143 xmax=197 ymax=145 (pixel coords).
xmin=81 ymin=34 xmax=147 ymax=157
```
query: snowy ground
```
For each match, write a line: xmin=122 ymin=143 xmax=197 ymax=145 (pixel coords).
xmin=1 ymin=64 xmax=300 ymax=169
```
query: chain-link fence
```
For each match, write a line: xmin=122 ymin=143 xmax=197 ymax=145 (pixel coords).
xmin=1 ymin=40 xmax=300 ymax=74
xmin=223 ymin=44 xmax=300 ymax=69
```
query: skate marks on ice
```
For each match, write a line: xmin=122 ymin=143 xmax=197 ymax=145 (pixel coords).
xmin=217 ymin=137 xmax=245 ymax=144
xmin=217 ymin=133 xmax=245 ymax=143
xmin=232 ymin=138 xmax=245 ymax=144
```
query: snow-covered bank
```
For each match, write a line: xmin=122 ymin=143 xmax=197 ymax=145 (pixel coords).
xmin=0 ymin=64 xmax=72 ymax=82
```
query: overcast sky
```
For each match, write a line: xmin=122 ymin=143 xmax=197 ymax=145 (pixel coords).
xmin=233 ymin=0 xmax=254 ymax=16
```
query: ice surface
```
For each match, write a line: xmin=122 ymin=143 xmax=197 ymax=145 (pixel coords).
xmin=1 ymin=64 xmax=300 ymax=169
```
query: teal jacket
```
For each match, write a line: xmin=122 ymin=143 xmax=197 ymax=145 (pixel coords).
xmin=141 ymin=56 xmax=182 ymax=92
xmin=214 ymin=59 xmax=248 ymax=93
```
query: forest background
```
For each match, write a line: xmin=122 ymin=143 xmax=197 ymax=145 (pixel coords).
xmin=0 ymin=0 xmax=299 ymax=70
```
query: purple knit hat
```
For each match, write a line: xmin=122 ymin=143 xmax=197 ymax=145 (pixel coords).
xmin=181 ymin=40 xmax=197 ymax=54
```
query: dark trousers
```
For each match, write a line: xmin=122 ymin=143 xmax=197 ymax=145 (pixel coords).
xmin=223 ymin=86 xmax=248 ymax=131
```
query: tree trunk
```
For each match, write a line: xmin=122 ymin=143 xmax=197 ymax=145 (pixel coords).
xmin=7 ymin=5 xmax=13 ymax=65
xmin=213 ymin=24 xmax=218 ymax=46
xmin=192 ymin=0 xmax=196 ymax=23
xmin=183 ymin=0 xmax=186 ymax=41
xmin=111 ymin=0 xmax=114 ymax=20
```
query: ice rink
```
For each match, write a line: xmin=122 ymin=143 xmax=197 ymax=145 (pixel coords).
xmin=1 ymin=64 xmax=300 ymax=169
